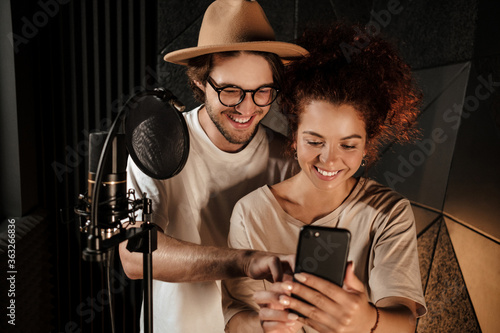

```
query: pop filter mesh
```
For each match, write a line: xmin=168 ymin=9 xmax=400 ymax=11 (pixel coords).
xmin=124 ymin=91 xmax=189 ymax=180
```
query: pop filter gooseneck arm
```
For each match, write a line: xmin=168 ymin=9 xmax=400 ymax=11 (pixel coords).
xmin=79 ymin=88 xmax=188 ymax=333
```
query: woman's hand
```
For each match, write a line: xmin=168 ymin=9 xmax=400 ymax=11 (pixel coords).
xmin=275 ymin=262 xmax=377 ymax=333
xmin=254 ymin=275 xmax=304 ymax=333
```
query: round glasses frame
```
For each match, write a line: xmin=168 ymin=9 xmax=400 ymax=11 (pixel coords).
xmin=206 ymin=76 xmax=279 ymax=107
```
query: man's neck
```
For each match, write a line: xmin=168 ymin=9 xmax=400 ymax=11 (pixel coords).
xmin=197 ymin=106 xmax=250 ymax=153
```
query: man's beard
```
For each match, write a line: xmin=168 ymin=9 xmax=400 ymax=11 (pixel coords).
xmin=205 ymin=102 xmax=262 ymax=145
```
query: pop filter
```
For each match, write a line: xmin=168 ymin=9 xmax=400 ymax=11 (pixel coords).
xmin=124 ymin=88 xmax=189 ymax=180
xmin=122 ymin=88 xmax=190 ymax=333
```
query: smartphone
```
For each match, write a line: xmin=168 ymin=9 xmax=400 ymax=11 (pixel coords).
xmin=292 ymin=226 xmax=351 ymax=316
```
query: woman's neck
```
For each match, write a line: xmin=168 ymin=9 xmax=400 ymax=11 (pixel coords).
xmin=271 ymin=173 xmax=358 ymax=224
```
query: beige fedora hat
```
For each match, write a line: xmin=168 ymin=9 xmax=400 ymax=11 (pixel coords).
xmin=164 ymin=0 xmax=308 ymax=65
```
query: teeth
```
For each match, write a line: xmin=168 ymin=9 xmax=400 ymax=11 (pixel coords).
xmin=228 ymin=115 xmax=251 ymax=124
xmin=316 ymin=167 xmax=339 ymax=177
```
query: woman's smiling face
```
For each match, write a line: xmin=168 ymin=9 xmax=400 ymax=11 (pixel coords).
xmin=295 ymin=101 xmax=367 ymax=192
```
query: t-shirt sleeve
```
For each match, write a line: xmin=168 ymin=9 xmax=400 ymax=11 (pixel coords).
xmin=222 ymin=201 xmax=266 ymax=326
xmin=369 ymin=199 xmax=427 ymax=317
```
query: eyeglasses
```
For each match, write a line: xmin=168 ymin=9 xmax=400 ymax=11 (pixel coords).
xmin=206 ymin=76 xmax=279 ymax=107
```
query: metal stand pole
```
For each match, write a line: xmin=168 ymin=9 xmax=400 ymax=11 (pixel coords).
xmin=143 ymin=227 xmax=154 ymax=333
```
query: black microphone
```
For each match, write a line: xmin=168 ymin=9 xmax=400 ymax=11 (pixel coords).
xmin=87 ymin=131 xmax=128 ymax=231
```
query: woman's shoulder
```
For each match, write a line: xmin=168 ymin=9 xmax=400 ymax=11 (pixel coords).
xmin=233 ymin=185 xmax=274 ymax=211
xmin=356 ymin=177 xmax=410 ymax=208
xmin=351 ymin=179 xmax=415 ymax=233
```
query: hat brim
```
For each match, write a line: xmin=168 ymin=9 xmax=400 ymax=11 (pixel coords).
xmin=164 ymin=41 xmax=308 ymax=65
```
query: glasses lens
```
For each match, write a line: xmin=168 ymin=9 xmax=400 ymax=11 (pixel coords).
xmin=214 ymin=82 xmax=279 ymax=107
xmin=219 ymin=87 xmax=244 ymax=107
xmin=253 ymin=87 xmax=278 ymax=107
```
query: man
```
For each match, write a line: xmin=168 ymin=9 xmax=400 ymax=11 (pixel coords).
xmin=119 ymin=0 xmax=308 ymax=332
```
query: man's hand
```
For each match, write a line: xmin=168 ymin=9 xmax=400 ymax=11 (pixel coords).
xmin=242 ymin=252 xmax=294 ymax=282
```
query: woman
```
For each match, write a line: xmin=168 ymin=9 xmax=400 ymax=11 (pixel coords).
xmin=222 ymin=22 xmax=427 ymax=333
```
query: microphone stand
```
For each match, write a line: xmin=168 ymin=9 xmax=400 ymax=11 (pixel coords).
xmin=79 ymin=98 xmax=156 ymax=333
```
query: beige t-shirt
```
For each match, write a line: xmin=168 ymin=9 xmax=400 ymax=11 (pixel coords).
xmin=127 ymin=106 xmax=295 ymax=333
xmin=223 ymin=178 xmax=427 ymax=331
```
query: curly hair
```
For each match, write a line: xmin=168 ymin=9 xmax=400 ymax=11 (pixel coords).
xmin=280 ymin=22 xmax=422 ymax=167
xmin=186 ymin=51 xmax=284 ymax=104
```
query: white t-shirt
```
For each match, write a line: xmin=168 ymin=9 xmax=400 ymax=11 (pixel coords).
xmin=223 ymin=178 xmax=427 ymax=331
xmin=126 ymin=106 xmax=295 ymax=333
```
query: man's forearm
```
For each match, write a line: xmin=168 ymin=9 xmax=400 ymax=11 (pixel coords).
xmin=119 ymin=230 xmax=251 ymax=282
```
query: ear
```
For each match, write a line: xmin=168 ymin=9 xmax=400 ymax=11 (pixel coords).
xmin=193 ymin=80 xmax=205 ymax=92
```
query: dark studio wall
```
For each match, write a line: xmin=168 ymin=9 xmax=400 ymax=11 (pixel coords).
xmin=1 ymin=0 xmax=158 ymax=332
xmin=0 ymin=0 xmax=498 ymax=332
